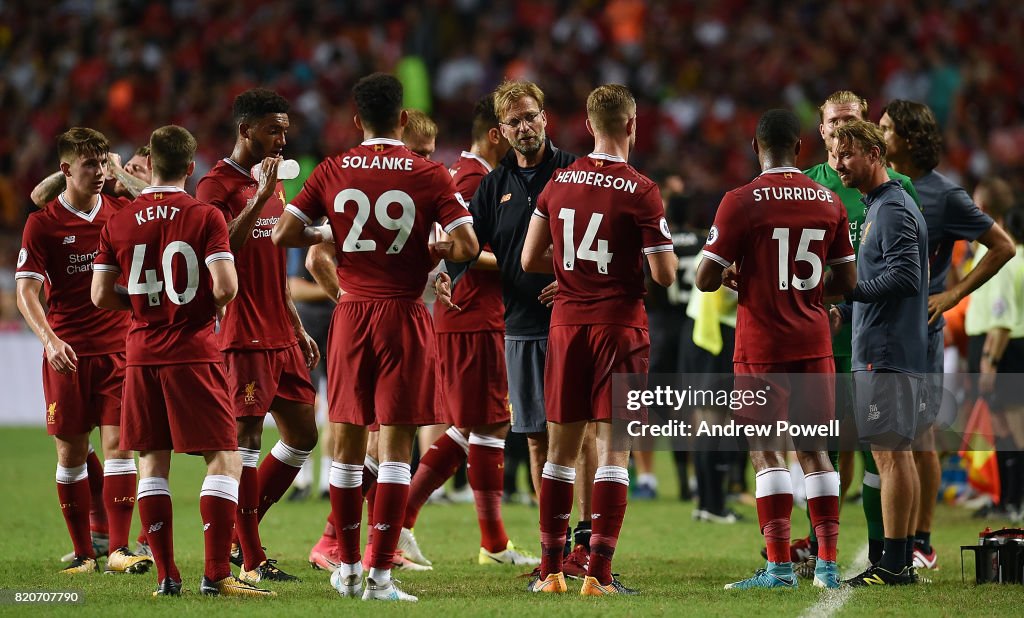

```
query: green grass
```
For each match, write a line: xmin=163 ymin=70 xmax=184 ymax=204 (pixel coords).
xmin=0 ymin=426 xmax=1020 ymax=616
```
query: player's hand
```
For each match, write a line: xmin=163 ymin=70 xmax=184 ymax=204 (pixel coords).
xmin=721 ymin=264 xmax=739 ymax=291
xmin=428 ymin=241 xmax=453 ymax=267
xmin=979 ymin=360 xmax=997 ymax=395
xmin=297 ymin=329 xmax=320 ymax=370
xmin=927 ymin=290 xmax=958 ymax=326
xmin=255 ymin=156 xmax=282 ymax=205
xmin=105 ymin=152 xmax=122 ymax=180
xmin=44 ymin=337 xmax=78 ymax=374
xmin=538 ymin=280 xmax=558 ymax=308
xmin=434 ymin=272 xmax=461 ymax=311
xmin=829 ymin=306 xmax=843 ymax=335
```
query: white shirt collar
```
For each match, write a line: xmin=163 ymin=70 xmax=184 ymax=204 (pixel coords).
xmin=461 ymin=151 xmax=493 ymax=172
xmin=589 ymin=152 xmax=626 ymax=163
xmin=58 ymin=193 xmax=102 ymax=223
xmin=141 ymin=186 xmax=186 ymax=195
xmin=759 ymin=166 xmax=802 ymax=176
xmin=361 ymin=138 xmax=405 ymax=146
xmin=223 ymin=158 xmax=251 ymax=177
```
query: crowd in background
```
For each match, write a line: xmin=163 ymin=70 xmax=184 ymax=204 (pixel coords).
xmin=0 ymin=0 xmax=1022 ymax=326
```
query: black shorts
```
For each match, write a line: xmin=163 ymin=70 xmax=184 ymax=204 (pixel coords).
xmin=853 ymin=370 xmax=923 ymax=448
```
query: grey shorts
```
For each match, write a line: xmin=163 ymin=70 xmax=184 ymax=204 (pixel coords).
xmin=853 ymin=370 xmax=923 ymax=448
xmin=505 ymin=336 xmax=547 ymax=434
xmin=922 ymin=328 xmax=948 ymax=428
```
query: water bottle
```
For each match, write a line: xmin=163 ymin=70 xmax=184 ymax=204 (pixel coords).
xmin=251 ymin=158 xmax=300 ymax=181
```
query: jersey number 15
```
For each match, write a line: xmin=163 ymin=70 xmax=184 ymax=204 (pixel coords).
xmin=771 ymin=227 xmax=825 ymax=291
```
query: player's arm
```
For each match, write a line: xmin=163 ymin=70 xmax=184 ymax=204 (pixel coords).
xmin=208 ymin=258 xmax=238 ymax=307
xmin=90 ymin=269 xmax=131 ymax=312
xmin=16 ymin=278 xmax=78 ymax=374
xmin=823 ymin=260 xmax=857 ymax=299
xmin=521 ymin=215 xmax=554 ymax=274
xmin=272 ymin=207 xmax=331 ymax=248
xmin=284 ymin=280 xmax=321 ymax=369
xmin=695 ymin=257 xmax=726 ymax=292
xmin=29 ymin=171 xmax=66 ymax=209
xmin=647 ymin=250 xmax=678 ymax=288
xmin=443 ymin=221 xmax=480 ymax=263
xmin=928 ymin=222 xmax=1014 ymax=324
xmin=305 ymin=242 xmax=342 ymax=302
xmin=217 ymin=157 xmax=282 ymax=252
xmin=847 ymin=204 xmax=922 ymax=302
xmin=106 ymin=153 xmax=147 ymax=198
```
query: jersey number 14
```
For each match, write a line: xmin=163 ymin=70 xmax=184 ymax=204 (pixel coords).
xmin=771 ymin=227 xmax=825 ymax=291
xmin=559 ymin=209 xmax=613 ymax=274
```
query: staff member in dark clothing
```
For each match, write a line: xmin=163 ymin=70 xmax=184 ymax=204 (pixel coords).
xmin=435 ymin=80 xmax=594 ymax=575
xmin=831 ymin=120 xmax=929 ymax=587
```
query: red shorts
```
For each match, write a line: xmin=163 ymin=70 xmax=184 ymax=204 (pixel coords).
xmin=328 ymin=299 xmax=438 ymax=426
xmin=733 ymin=357 xmax=836 ymax=426
xmin=42 ymin=353 xmax=125 ymax=436
xmin=121 ymin=363 xmax=237 ymax=453
xmin=437 ymin=331 xmax=510 ymax=428
xmin=224 ymin=344 xmax=316 ymax=418
xmin=545 ymin=324 xmax=650 ymax=424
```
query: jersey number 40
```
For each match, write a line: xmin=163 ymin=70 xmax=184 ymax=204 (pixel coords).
xmin=127 ymin=241 xmax=199 ymax=306
xmin=771 ymin=227 xmax=825 ymax=291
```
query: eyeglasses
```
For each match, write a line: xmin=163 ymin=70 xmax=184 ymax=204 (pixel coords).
xmin=500 ymin=111 xmax=542 ymax=130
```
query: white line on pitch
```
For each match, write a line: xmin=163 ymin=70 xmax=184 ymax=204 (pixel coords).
xmin=796 ymin=543 xmax=869 ymax=618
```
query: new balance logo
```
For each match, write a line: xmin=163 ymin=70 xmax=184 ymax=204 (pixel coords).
xmin=592 ymin=513 xmax=601 ymax=520
xmin=863 ymin=574 xmax=885 ymax=585
xmin=148 ymin=522 xmax=163 ymax=533
xmin=203 ymin=523 xmax=211 ymax=532
xmin=373 ymin=523 xmax=391 ymax=532
xmin=555 ymin=513 xmax=571 ymax=520
xmin=342 ymin=523 xmax=361 ymax=531
xmin=867 ymin=404 xmax=880 ymax=421
xmin=63 ymin=236 xmax=76 ymax=244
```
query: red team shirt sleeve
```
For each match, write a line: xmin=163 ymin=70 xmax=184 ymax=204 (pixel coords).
xmin=195 ymin=177 xmax=233 ymax=222
xmin=702 ymin=191 xmax=747 ymax=267
xmin=203 ymin=208 xmax=234 ymax=266
xmin=826 ymin=206 xmax=856 ymax=265
xmin=636 ymin=184 xmax=674 ymax=256
xmin=432 ymin=166 xmax=474 ymax=233
xmin=533 ymin=183 xmax=552 ymax=221
xmin=93 ymin=224 xmax=119 ymax=274
xmin=15 ymin=216 xmax=48 ymax=282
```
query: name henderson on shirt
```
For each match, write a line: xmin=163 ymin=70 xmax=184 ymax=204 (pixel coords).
xmin=553 ymin=168 xmax=639 ymax=194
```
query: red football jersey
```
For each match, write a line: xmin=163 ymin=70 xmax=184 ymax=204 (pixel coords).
xmin=433 ymin=151 xmax=504 ymax=333
xmin=534 ymin=153 xmax=673 ymax=328
xmin=16 ymin=194 xmax=131 ymax=356
xmin=702 ymin=167 xmax=855 ymax=363
xmin=287 ymin=139 xmax=473 ymax=300
xmin=197 ymin=158 xmax=296 ymax=351
xmin=94 ymin=186 xmax=234 ymax=365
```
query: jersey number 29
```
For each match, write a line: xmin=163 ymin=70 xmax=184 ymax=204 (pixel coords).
xmin=334 ymin=188 xmax=415 ymax=254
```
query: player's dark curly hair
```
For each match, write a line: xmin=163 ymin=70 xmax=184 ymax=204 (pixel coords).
xmin=471 ymin=95 xmax=499 ymax=143
xmin=353 ymin=73 xmax=403 ymax=133
xmin=755 ymin=109 xmax=801 ymax=154
xmin=882 ymin=100 xmax=942 ymax=172
xmin=232 ymin=88 xmax=290 ymax=125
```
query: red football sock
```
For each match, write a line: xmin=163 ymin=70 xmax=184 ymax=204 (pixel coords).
xmin=256 ymin=441 xmax=309 ymax=521
xmin=539 ymin=463 xmax=576 ymax=579
xmin=364 ymin=479 xmax=378 ymax=545
xmin=589 ymin=467 xmax=629 ymax=585
xmin=200 ymin=475 xmax=239 ymax=581
xmin=468 ymin=439 xmax=508 ymax=552
xmin=138 ymin=478 xmax=178 ymax=582
xmin=236 ymin=462 xmax=267 ymax=570
xmin=755 ymin=468 xmax=794 ymax=564
xmin=330 ymin=462 xmax=364 ymax=565
xmin=85 ymin=450 xmax=108 ymax=536
xmin=57 ymin=467 xmax=94 ymax=559
xmin=404 ymin=431 xmax=467 ymax=529
xmin=805 ymin=471 xmax=840 ymax=562
xmin=102 ymin=459 xmax=138 ymax=550
xmin=370 ymin=462 xmax=411 ymax=569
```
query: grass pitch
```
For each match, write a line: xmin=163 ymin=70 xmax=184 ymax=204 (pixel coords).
xmin=0 ymin=426 xmax=1020 ymax=616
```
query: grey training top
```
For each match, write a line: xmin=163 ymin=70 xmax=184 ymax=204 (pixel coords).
xmin=915 ymin=170 xmax=993 ymax=332
xmin=849 ymin=180 xmax=929 ymax=373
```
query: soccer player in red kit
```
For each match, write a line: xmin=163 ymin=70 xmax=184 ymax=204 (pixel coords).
xmin=272 ymin=73 xmax=478 ymax=602
xmin=396 ymin=95 xmax=538 ymax=568
xmin=92 ymin=125 xmax=273 ymax=598
xmin=16 ymin=128 xmax=152 ymax=575
xmin=695 ymin=109 xmax=857 ymax=590
xmin=196 ymin=89 xmax=318 ymax=584
xmin=521 ymin=84 xmax=678 ymax=595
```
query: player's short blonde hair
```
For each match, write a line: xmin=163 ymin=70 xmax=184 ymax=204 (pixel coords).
xmin=819 ymin=90 xmax=869 ymax=122
xmin=833 ymin=120 xmax=886 ymax=159
xmin=404 ymin=109 xmax=438 ymax=143
xmin=149 ymin=125 xmax=196 ymax=180
xmin=493 ymin=80 xmax=545 ymax=121
xmin=586 ymin=84 xmax=636 ymax=135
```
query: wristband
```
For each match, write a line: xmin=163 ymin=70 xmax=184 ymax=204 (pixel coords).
xmin=316 ymin=223 xmax=334 ymax=243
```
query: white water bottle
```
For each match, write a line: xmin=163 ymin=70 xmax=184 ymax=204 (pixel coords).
xmin=251 ymin=158 xmax=300 ymax=181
